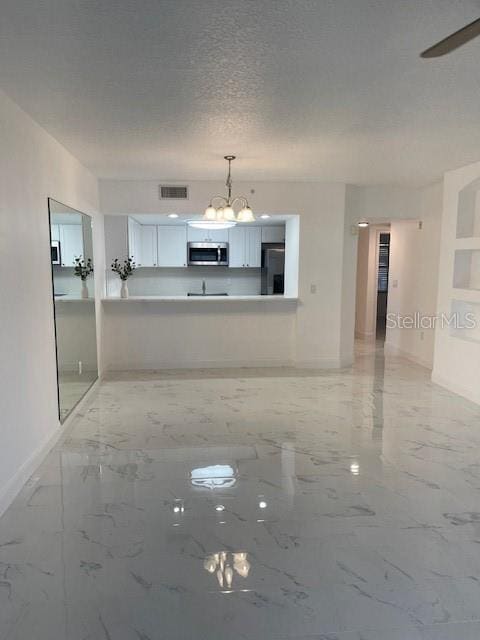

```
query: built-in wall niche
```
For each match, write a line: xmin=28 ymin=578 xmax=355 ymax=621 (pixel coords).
xmin=450 ymin=299 xmax=480 ymax=344
xmin=453 ymin=249 xmax=480 ymax=290
xmin=456 ymin=180 xmax=480 ymax=238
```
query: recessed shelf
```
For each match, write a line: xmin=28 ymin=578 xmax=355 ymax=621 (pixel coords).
xmin=453 ymin=249 xmax=480 ymax=291
xmin=457 ymin=182 xmax=480 ymax=239
xmin=450 ymin=299 xmax=480 ymax=344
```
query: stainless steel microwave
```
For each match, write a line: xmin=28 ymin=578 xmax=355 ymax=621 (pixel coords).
xmin=51 ymin=240 xmax=61 ymax=265
xmin=187 ymin=242 xmax=229 ymax=266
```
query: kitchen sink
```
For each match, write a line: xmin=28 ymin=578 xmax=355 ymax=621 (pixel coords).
xmin=187 ymin=292 xmax=228 ymax=296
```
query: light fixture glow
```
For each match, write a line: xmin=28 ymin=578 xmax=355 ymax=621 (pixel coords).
xmin=260 ymin=214 xmax=271 ymax=219
xmin=187 ymin=220 xmax=237 ymax=230
xmin=358 ymin=221 xmax=369 ymax=228
xmin=237 ymin=207 xmax=255 ymax=223
xmin=215 ymin=504 xmax=226 ymax=512
xmin=258 ymin=500 xmax=268 ymax=509
xmin=167 ymin=213 xmax=179 ymax=219
xmin=204 ymin=206 xmax=217 ymax=220
xmin=223 ymin=206 xmax=236 ymax=221
xmin=188 ymin=156 xmax=255 ymax=229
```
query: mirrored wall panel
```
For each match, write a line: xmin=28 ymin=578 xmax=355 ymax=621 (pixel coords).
xmin=48 ymin=199 xmax=98 ymax=422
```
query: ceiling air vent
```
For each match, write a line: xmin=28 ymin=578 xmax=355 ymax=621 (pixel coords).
xmin=159 ymin=185 xmax=189 ymax=200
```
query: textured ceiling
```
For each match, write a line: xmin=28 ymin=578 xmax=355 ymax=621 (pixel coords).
xmin=2 ymin=0 xmax=480 ymax=185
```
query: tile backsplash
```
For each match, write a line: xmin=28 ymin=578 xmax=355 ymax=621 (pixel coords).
xmin=106 ymin=267 xmax=261 ymax=297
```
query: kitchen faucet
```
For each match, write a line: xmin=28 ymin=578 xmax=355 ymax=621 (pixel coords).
xmin=202 ymin=280 xmax=206 ymax=295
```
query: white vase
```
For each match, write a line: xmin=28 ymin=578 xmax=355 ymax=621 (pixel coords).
xmin=81 ymin=281 xmax=89 ymax=299
xmin=120 ymin=280 xmax=129 ymax=299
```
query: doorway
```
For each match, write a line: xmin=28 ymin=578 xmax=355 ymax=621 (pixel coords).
xmin=354 ymin=224 xmax=391 ymax=343
xmin=375 ymin=232 xmax=391 ymax=339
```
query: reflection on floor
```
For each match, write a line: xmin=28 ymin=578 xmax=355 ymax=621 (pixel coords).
xmin=58 ymin=371 xmax=97 ymax=420
xmin=2 ymin=343 xmax=480 ymax=638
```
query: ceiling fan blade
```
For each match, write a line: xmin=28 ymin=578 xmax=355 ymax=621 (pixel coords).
xmin=421 ymin=17 xmax=480 ymax=57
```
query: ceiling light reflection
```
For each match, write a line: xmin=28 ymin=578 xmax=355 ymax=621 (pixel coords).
xmin=350 ymin=462 xmax=360 ymax=475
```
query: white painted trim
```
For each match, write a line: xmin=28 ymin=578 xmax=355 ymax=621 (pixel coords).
xmin=384 ymin=341 xmax=432 ymax=370
xmin=0 ymin=377 xmax=101 ymax=518
xmin=106 ymin=358 xmax=294 ymax=371
xmin=294 ymin=357 xmax=348 ymax=369
xmin=104 ymin=356 xmax=350 ymax=371
xmin=431 ymin=371 xmax=480 ymax=406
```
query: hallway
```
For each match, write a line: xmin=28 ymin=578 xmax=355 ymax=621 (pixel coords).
xmin=2 ymin=346 xmax=480 ymax=639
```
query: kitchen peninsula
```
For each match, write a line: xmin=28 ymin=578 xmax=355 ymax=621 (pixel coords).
xmin=102 ymin=214 xmax=300 ymax=371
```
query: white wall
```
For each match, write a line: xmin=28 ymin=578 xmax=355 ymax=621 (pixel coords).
xmin=102 ymin=300 xmax=297 ymax=369
xmin=385 ymin=183 xmax=443 ymax=369
xmin=0 ymin=90 xmax=102 ymax=515
xmin=100 ymin=180 xmax=349 ymax=370
xmin=346 ymin=185 xmax=423 ymax=222
xmin=433 ymin=161 xmax=480 ymax=404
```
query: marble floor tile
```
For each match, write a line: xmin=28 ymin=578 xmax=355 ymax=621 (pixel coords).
xmin=2 ymin=341 xmax=480 ymax=638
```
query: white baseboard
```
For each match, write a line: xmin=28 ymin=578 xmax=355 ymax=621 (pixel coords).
xmin=106 ymin=354 xmax=351 ymax=372
xmin=294 ymin=356 xmax=348 ymax=369
xmin=106 ymin=358 xmax=294 ymax=371
xmin=384 ymin=342 xmax=432 ymax=370
xmin=431 ymin=371 xmax=480 ymax=406
xmin=0 ymin=377 xmax=101 ymax=519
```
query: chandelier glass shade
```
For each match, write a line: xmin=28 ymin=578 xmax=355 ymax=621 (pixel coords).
xmin=187 ymin=156 xmax=255 ymax=229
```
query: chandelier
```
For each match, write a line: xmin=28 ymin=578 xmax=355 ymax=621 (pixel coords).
xmin=188 ymin=156 xmax=255 ymax=230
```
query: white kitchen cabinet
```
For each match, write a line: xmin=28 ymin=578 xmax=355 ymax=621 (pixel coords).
xmin=228 ymin=226 xmax=246 ymax=267
xmin=245 ymin=226 xmax=262 ymax=267
xmin=262 ymin=225 xmax=285 ymax=244
xmin=50 ymin=224 xmax=60 ymax=242
xmin=157 ymin=226 xmax=187 ymax=267
xmin=128 ymin=217 xmax=142 ymax=264
xmin=140 ymin=225 xmax=158 ymax=267
xmin=228 ymin=226 xmax=261 ymax=268
xmin=59 ymin=224 xmax=83 ymax=267
xmin=187 ymin=227 xmax=229 ymax=243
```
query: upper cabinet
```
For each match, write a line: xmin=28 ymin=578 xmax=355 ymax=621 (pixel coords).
xmin=139 ymin=225 xmax=157 ymax=267
xmin=261 ymin=225 xmax=285 ymax=243
xmin=157 ymin=226 xmax=187 ymax=267
xmin=245 ymin=227 xmax=262 ymax=267
xmin=128 ymin=217 xmax=142 ymax=264
xmin=125 ymin=217 xmax=276 ymax=269
xmin=228 ymin=226 xmax=261 ymax=268
xmin=228 ymin=226 xmax=245 ymax=268
xmin=187 ymin=227 xmax=229 ymax=243
xmin=51 ymin=224 xmax=60 ymax=242
xmin=59 ymin=224 xmax=83 ymax=267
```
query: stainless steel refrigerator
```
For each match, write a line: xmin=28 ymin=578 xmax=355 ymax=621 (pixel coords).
xmin=261 ymin=243 xmax=285 ymax=295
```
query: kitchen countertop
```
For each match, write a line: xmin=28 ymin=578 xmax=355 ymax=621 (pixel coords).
xmin=54 ymin=296 xmax=95 ymax=302
xmin=102 ymin=295 xmax=298 ymax=302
